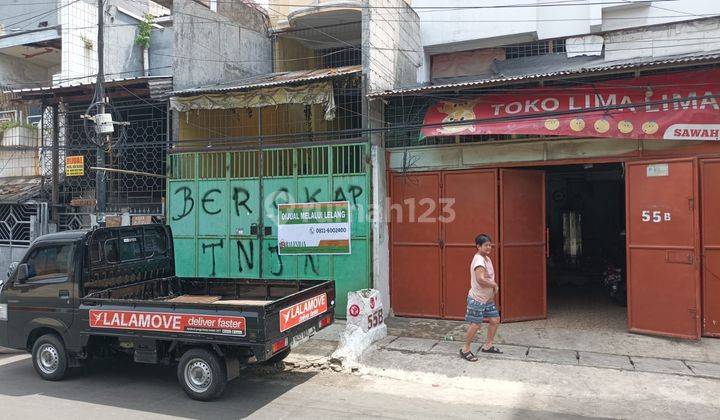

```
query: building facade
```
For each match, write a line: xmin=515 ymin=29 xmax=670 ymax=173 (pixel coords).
xmin=372 ymin=1 xmax=720 ymax=340
xmin=165 ymin=0 xmax=419 ymax=315
xmin=0 ymin=0 xmax=270 ymax=274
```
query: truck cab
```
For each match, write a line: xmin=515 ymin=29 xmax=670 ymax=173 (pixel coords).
xmin=0 ymin=230 xmax=86 ymax=352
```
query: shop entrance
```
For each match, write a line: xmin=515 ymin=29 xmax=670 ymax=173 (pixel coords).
xmin=508 ymin=159 xmax=701 ymax=339
xmin=390 ymin=159 xmax=702 ymax=339
xmin=543 ymin=163 xmax=628 ymax=332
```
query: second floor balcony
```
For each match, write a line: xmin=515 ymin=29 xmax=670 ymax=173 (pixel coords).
xmin=284 ymin=0 xmax=362 ymax=29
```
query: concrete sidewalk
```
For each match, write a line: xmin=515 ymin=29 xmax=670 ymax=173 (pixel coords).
xmin=290 ymin=320 xmax=720 ymax=380
xmin=373 ymin=336 xmax=720 ymax=379
xmin=385 ymin=316 xmax=720 ymax=364
xmin=284 ymin=323 xmax=720 ymax=418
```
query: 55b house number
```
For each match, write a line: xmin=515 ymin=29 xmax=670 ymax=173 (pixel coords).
xmin=641 ymin=210 xmax=671 ymax=223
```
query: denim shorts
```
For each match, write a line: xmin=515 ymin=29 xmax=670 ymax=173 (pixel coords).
xmin=465 ymin=296 xmax=500 ymax=324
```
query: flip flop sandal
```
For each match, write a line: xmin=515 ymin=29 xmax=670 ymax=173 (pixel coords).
xmin=459 ymin=349 xmax=478 ymax=362
xmin=480 ymin=346 xmax=503 ymax=354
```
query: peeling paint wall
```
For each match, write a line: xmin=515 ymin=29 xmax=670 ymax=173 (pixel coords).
xmin=149 ymin=20 xmax=173 ymax=76
xmin=172 ymin=0 xmax=271 ymax=91
xmin=604 ymin=18 xmax=720 ymax=61
xmin=0 ymin=53 xmax=52 ymax=87
xmin=363 ymin=0 xmax=422 ymax=93
xmin=104 ymin=8 xmax=145 ymax=79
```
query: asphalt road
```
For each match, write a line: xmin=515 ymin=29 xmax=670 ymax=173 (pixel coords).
xmin=0 ymin=351 xmax=593 ymax=420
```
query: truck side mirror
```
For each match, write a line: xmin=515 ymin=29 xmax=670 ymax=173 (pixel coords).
xmin=6 ymin=262 xmax=18 ymax=280
xmin=16 ymin=264 xmax=29 ymax=284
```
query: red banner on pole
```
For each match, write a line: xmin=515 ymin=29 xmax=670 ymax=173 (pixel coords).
xmin=420 ymin=68 xmax=720 ymax=141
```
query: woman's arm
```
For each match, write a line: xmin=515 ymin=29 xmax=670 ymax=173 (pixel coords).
xmin=474 ymin=266 xmax=497 ymax=288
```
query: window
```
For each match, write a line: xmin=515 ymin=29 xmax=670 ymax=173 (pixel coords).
xmin=25 ymin=244 xmax=75 ymax=281
xmin=90 ymin=230 xmax=112 ymax=262
xmin=104 ymin=239 xmax=119 ymax=263
xmin=119 ymin=236 xmax=143 ymax=261
xmin=144 ymin=227 xmax=168 ymax=257
xmin=504 ymin=39 xmax=566 ymax=59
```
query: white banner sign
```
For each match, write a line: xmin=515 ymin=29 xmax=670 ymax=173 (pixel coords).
xmin=277 ymin=201 xmax=351 ymax=255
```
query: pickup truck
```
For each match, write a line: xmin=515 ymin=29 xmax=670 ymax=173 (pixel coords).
xmin=0 ymin=225 xmax=335 ymax=400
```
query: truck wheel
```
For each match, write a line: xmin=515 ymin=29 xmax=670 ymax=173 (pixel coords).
xmin=178 ymin=348 xmax=227 ymax=401
xmin=261 ymin=348 xmax=291 ymax=365
xmin=32 ymin=334 xmax=68 ymax=381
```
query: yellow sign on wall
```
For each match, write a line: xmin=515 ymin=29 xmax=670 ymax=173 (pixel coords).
xmin=65 ymin=155 xmax=84 ymax=176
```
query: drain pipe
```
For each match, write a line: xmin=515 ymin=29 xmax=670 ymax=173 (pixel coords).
xmin=143 ymin=46 xmax=149 ymax=77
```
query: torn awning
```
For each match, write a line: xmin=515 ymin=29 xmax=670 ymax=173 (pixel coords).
xmin=420 ymin=68 xmax=720 ymax=141
xmin=169 ymin=81 xmax=337 ymax=120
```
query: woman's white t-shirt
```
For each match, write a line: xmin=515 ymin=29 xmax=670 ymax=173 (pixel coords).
xmin=469 ymin=253 xmax=495 ymax=303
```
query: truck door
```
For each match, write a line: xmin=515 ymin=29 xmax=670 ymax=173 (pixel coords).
xmin=626 ymin=159 xmax=701 ymax=339
xmin=4 ymin=242 xmax=77 ymax=347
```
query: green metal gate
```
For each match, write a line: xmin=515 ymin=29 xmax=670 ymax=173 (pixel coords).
xmin=167 ymin=143 xmax=370 ymax=316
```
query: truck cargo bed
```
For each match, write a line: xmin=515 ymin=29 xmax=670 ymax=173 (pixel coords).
xmin=82 ymin=276 xmax=329 ymax=308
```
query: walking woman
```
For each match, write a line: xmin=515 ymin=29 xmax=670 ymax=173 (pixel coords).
xmin=460 ymin=234 xmax=502 ymax=362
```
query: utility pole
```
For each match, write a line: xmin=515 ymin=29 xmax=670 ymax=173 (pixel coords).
xmin=95 ymin=0 xmax=107 ymax=221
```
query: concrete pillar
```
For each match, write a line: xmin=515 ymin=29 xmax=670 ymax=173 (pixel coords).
xmin=368 ymin=98 xmax=391 ymax=314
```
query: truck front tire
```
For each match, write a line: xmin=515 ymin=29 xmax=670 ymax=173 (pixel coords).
xmin=178 ymin=348 xmax=227 ymax=401
xmin=31 ymin=334 xmax=68 ymax=381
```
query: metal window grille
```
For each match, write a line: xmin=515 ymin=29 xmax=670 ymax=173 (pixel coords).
xmin=332 ymin=143 xmax=364 ymax=174
xmin=40 ymin=98 xmax=168 ymax=217
xmin=169 ymin=153 xmax=196 ymax=180
xmin=229 ymin=150 xmax=259 ymax=178
xmin=264 ymin=148 xmax=294 ymax=177
xmin=504 ymin=39 xmax=567 ymax=59
xmin=168 ymin=143 xmax=366 ymax=180
xmin=316 ymin=47 xmax=362 ymax=69
xmin=297 ymin=146 xmax=329 ymax=176
xmin=0 ymin=204 xmax=38 ymax=245
xmin=199 ymin=152 xmax=226 ymax=179
xmin=175 ymin=76 xmax=362 ymax=148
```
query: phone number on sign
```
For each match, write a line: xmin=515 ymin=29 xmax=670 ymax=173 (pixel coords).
xmin=313 ymin=227 xmax=347 ymax=234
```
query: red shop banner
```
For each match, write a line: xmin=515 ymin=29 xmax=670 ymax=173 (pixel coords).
xmin=420 ymin=68 xmax=720 ymax=141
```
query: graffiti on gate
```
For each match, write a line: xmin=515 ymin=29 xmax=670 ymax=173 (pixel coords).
xmin=202 ymin=189 xmax=222 ymax=215
xmin=235 ymin=240 xmax=254 ymax=273
xmin=233 ymin=187 xmax=252 ymax=215
xmin=201 ymin=239 xmax=223 ymax=277
xmin=169 ymin=176 xmax=366 ymax=279
xmin=172 ymin=186 xmax=194 ymax=221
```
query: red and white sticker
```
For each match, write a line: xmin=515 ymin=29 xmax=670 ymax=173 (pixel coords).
xmin=349 ymin=304 xmax=360 ymax=317
xmin=279 ymin=293 xmax=328 ymax=332
xmin=89 ymin=310 xmax=246 ymax=336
